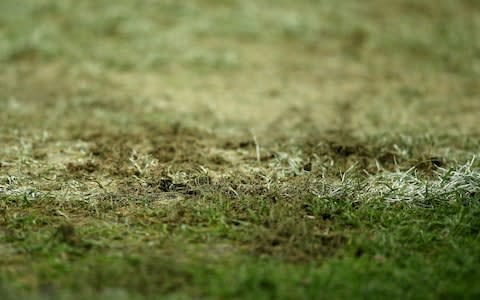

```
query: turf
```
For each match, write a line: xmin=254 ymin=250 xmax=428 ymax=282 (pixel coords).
xmin=1 ymin=0 xmax=480 ymax=299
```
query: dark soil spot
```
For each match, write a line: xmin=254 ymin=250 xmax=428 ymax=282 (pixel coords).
xmin=55 ymin=224 xmax=79 ymax=246
xmin=329 ymin=142 xmax=368 ymax=157
xmin=66 ymin=161 xmax=98 ymax=174
xmin=354 ymin=248 xmax=365 ymax=257
xmin=223 ymin=140 xmax=255 ymax=149
xmin=414 ymin=156 xmax=445 ymax=174
xmin=150 ymin=145 xmax=176 ymax=163
xmin=208 ymin=154 xmax=229 ymax=165
xmin=303 ymin=162 xmax=312 ymax=172
xmin=251 ymin=231 xmax=347 ymax=262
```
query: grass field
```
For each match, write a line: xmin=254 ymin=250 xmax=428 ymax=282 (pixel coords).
xmin=1 ymin=0 xmax=480 ymax=299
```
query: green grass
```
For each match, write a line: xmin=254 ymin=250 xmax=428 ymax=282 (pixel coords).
xmin=1 ymin=0 xmax=480 ymax=299
xmin=2 ymin=191 xmax=479 ymax=299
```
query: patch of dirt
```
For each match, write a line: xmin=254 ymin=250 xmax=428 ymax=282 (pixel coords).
xmin=250 ymin=230 xmax=347 ymax=262
xmin=296 ymin=131 xmax=448 ymax=175
xmin=66 ymin=161 xmax=99 ymax=174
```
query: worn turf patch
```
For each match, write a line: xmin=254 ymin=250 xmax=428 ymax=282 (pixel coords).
xmin=1 ymin=0 xmax=480 ymax=299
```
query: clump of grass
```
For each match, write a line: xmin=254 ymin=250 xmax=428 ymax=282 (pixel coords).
xmin=312 ymin=157 xmax=480 ymax=206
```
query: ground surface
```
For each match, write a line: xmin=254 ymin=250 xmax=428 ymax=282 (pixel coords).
xmin=1 ymin=0 xmax=480 ymax=299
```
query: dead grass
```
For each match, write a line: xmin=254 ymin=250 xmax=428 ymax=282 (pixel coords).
xmin=1 ymin=0 xmax=480 ymax=299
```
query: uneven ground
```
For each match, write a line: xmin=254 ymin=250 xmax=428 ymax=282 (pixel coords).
xmin=1 ymin=0 xmax=480 ymax=299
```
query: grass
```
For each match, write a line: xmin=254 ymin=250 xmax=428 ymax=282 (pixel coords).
xmin=1 ymin=0 xmax=480 ymax=299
